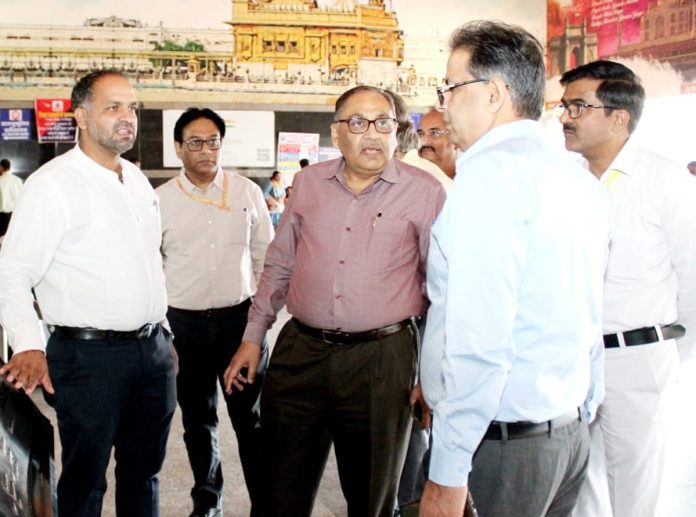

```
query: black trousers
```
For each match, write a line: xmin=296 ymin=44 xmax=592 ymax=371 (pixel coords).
xmin=0 ymin=211 xmax=11 ymax=237
xmin=260 ymin=318 xmax=418 ymax=517
xmin=167 ymin=303 xmax=264 ymax=512
xmin=46 ymin=325 xmax=177 ymax=517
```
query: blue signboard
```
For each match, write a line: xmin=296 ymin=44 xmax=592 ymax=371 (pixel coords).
xmin=0 ymin=109 xmax=32 ymax=141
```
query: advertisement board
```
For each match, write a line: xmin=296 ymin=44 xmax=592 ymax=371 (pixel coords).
xmin=33 ymin=99 xmax=77 ymax=144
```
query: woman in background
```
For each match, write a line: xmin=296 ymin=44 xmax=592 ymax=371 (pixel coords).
xmin=264 ymin=170 xmax=286 ymax=228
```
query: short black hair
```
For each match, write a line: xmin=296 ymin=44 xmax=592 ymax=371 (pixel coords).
xmin=71 ymin=70 xmax=127 ymax=110
xmin=334 ymin=85 xmax=395 ymax=120
xmin=299 ymin=158 xmax=310 ymax=168
xmin=449 ymin=20 xmax=546 ymax=120
xmin=0 ymin=158 xmax=10 ymax=170
xmin=173 ymin=108 xmax=226 ymax=143
xmin=560 ymin=60 xmax=645 ymax=134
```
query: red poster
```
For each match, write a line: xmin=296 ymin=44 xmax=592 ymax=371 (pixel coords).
xmin=547 ymin=0 xmax=696 ymax=83
xmin=33 ymin=98 xmax=77 ymax=144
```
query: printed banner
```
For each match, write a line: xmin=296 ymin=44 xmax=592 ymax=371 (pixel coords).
xmin=0 ymin=109 xmax=32 ymax=141
xmin=277 ymin=132 xmax=320 ymax=175
xmin=34 ymin=99 xmax=77 ymax=143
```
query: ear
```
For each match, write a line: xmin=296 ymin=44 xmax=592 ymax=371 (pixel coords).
xmin=486 ymin=78 xmax=507 ymax=113
xmin=330 ymin=122 xmax=340 ymax=148
xmin=612 ymin=109 xmax=630 ymax=133
xmin=174 ymin=141 xmax=183 ymax=160
xmin=73 ymin=106 xmax=89 ymax=130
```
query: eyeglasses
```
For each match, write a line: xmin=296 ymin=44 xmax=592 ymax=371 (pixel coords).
xmin=334 ymin=117 xmax=398 ymax=134
xmin=416 ymin=128 xmax=449 ymax=139
xmin=436 ymin=78 xmax=489 ymax=108
xmin=182 ymin=137 xmax=223 ymax=151
xmin=554 ymin=102 xmax=618 ymax=119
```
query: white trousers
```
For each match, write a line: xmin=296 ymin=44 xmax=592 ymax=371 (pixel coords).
xmin=571 ymin=340 xmax=679 ymax=517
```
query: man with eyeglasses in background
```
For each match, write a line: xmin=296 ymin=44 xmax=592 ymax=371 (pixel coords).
xmin=419 ymin=21 xmax=610 ymax=517
xmin=223 ymin=85 xmax=446 ymax=516
xmin=557 ymin=61 xmax=696 ymax=517
xmin=157 ymin=108 xmax=274 ymax=517
xmin=417 ymin=109 xmax=459 ymax=179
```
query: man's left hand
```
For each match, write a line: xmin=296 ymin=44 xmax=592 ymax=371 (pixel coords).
xmin=420 ymin=480 xmax=468 ymax=517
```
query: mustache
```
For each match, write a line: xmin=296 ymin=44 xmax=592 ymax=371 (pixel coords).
xmin=419 ymin=145 xmax=435 ymax=153
xmin=562 ymin=123 xmax=576 ymax=133
xmin=360 ymin=138 xmax=383 ymax=151
xmin=115 ymin=121 xmax=135 ymax=131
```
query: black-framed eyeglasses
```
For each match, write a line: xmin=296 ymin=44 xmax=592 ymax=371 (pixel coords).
xmin=416 ymin=128 xmax=449 ymax=139
xmin=554 ymin=102 xmax=618 ymax=119
xmin=183 ymin=137 xmax=223 ymax=151
xmin=334 ymin=117 xmax=398 ymax=134
xmin=436 ymin=78 xmax=489 ymax=108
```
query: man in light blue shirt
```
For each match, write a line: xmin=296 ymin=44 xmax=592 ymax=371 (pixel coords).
xmin=419 ymin=21 xmax=611 ymax=517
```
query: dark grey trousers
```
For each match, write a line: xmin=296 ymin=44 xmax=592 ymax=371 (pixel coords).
xmin=469 ymin=417 xmax=589 ymax=517
xmin=259 ymin=318 xmax=418 ymax=517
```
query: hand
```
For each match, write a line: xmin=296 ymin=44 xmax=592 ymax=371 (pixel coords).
xmin=169 ymin=341 xmax=179 ymax=374
xmin=0 ymin=350 xmax=54 ymax=395
xmin=420 ymin=480 xmax=468 ymax=517
xmin=410 ymin=383 xmax=432 ymax=429
xmin=223 ymin=341 xmax=261 ymax=394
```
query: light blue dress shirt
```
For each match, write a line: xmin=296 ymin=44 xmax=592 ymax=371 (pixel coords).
xmin=420 ymin=120 xmax=610 ymax=487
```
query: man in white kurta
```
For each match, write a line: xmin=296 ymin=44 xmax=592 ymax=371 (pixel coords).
xmin=559 ymin=60 xmax=696 ymax=517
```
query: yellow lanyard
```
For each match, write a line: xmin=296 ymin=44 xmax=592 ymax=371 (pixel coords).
xmin=176 ymin=173 xmax=229 ymax=211
xmin=603 ymin=169 xmax=622 ymax=191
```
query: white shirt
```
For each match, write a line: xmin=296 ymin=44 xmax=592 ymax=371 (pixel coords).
xmin=400 ymin=149 xmax=453 ymax=192
xmin=591 ymin=137 xmax=696 ymax=360
xmin=0 ymin=145 xmax=168 ymax=354
xmin=157 ymin=168 xmax=273 ymax=310
xmin=421 ymin=120 xmax=610 ymax=487
xmin=0 ymin=171 xmax=23 ymax=213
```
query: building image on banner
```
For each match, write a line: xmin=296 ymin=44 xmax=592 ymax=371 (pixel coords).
xmin=548 ymin=0 xmax=696 ymax=86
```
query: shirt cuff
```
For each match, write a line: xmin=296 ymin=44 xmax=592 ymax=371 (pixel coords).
xmin=8 ymin=321 xmax=48 ymax=355
xmin=427 ymin=441 xmax=472 ymax=487
xmin=242 ymin=321 xmax=268 ymax=349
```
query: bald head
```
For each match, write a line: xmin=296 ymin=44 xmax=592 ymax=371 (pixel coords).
xmin=417 ymin=110 xmax=459 ymax=178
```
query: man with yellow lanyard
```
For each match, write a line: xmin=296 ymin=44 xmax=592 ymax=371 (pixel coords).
xmin=558 ymin=61 xmax=696 ymax=517
xmin=157 ymin=108 xmax=274 ymax=517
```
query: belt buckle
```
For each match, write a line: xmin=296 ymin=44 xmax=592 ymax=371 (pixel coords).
xmin=136 ymin=324 xmax=153 ymax=339
xmin=321 ymin=329 xmax=344 ymax=345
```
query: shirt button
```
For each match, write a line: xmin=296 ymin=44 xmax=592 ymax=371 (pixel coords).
xmin=211 ymin=267 xmax=216 ymax=271
xmin=208 ymin=220 xmax=212 ymax=224
xmin=339 ymin=260 xmax=345 ymax=265
xmin=210 ymin=243 xmax=215 ymax=248
xmin=335 ymin=295 xmax=341 ymax=299
xmin=345 ymin=227 xmax=351 ymax=231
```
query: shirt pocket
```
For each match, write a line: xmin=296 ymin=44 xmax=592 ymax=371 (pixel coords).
xmin=220 ymin=208 xmax=251 ymax=247
xmin=369 ymin=218 xmax=413 ymax=270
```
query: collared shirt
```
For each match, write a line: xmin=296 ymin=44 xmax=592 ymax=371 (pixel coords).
xmin=400 ymin=149 xmax=453 ymax=192
xmin=157 ymin=168 xmax=273 ymax=310
xmin=242 ymin=157 xmax=446 ymax=346
xmin=0 ymin=145 xmax=167 ymax=354
xmin=588 ymin=137 xmax=696 ymax=360
xmin=0 ymin=172 xmax=23 ymax=213
xmin=421 ymin=120 xmax=610 ymax=487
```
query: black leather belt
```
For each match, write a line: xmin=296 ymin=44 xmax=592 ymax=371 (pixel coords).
xmin=603 ymin=323 xmax=685 ymax=348
xmin=483 ymin=409 xmax=581 ymax=441
xmin=169 ymin=298 xmax=252 ymax=319
xmin=50 ymin=323 xmax=159 ymax=341
xmin=292 ymin=317 xmax=412 ymax=345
